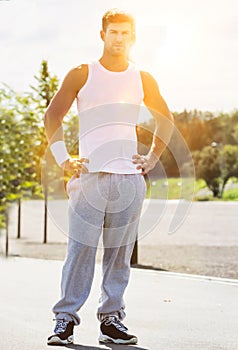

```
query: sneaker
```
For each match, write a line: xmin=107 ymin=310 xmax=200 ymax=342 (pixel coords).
xmin=47 ymin=319 xmax=74 ymax=345
xmin=99 ymin=316 xmax=138 ymax=345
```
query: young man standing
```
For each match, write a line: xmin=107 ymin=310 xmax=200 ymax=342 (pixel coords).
xmin=44 ymin=8 xmax=174 ymax=346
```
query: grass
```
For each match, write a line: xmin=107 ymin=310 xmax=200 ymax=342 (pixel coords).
xmin=146 ymin=177 xmax=196 ymax=200
xmin=145 ymin=178 xmax=238 ymax=201
xmin=222 ymin=187 xmax=238 ymax=201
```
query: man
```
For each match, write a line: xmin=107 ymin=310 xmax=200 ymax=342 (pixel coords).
xmin=44 ymin=8 xmax=174 ymax=346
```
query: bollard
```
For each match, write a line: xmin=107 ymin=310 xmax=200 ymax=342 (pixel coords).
xmin=43 ymin=184 xmax=48 ymax=244
xmin=17 ymin=198 xmax=21 ymax=239
xmin=130 ymin=237 xmax=138 ymax=266
xmin=5 ymin=210 xmax=8 ymax=257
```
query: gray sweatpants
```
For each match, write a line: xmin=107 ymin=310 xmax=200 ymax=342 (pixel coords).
xmin=52 ymin=172 xmax=146 ymax=325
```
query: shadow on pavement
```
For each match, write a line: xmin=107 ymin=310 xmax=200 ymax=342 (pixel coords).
xmin=131 ymin=263 xmax=167 ymax=272
xmin=66 ymin=343 xmax=149 ymax=350
xmin=100 ymin=344 xmax=149 ymax=350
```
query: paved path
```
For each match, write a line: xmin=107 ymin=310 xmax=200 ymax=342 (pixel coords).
xmin=2 ymin=200 xmax=238 ymax=278
xmin=0 ymin=257 xmax=238 ymax=350
xmin=6 ymin=199 xmax=238 ymax=247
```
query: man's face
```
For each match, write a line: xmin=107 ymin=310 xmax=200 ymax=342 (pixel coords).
xmin=101 ymin=22 xmax=134 ymax=57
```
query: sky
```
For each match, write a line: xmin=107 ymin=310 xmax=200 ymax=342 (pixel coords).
xmin=0 ymin=0 xmax=238 ymax=113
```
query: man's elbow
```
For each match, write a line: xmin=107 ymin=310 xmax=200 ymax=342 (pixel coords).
xmin=161 ymin=110 xmax=174 ymax=129
xmin=44 ymin=112 xmax=48 ymax=127
xmin=43 ymin=109 xmax=57 ymax=127
xmin=43 ymin=110 xmax=56 ymax=135
xmin=44 ymin=107 xmax=51 ymax=126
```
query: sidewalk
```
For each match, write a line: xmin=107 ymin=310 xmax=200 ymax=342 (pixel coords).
xmin=0 ymin=257 xmax=238 ymax=350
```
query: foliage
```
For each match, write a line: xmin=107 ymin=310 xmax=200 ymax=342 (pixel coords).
xmin=64 ymin=114 xmax=79 ymax=156
xmin=222 ymin=187 xmax=238 ymax=201
xmin=220 ymin=144 xmax=238 ymax=193
xmin=193 ymin=146 xmax=221 ymax=197
xmin=192 ymin=144 xmax=238 ymax=198
xmin=31 ymin=60 xmax=59 ymax=109
xmin=0 ymin=85 xmax=42 ymax=227
xmin=137 ymin=108 xmax=238 ymax=182
xmin=0 ymin=60 xmax=60 ymax=228
xmin=145 ymin=177 xmax=195 ymax=200
xmin=30 ymin=60 xmax=65 ymax=199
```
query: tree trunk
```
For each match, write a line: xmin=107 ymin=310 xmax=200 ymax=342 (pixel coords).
xmin=212 ymin=188 xmax=220 ymax=197
xmin=220 ymin=177 xmax=229 ymax=198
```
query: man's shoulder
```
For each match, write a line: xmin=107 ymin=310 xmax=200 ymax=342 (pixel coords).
xmin=140 ymin=71 xmax=158 ymax=89
xmin=69 ymin=64 xmax=88 ymax=79
xmin=140 ymin=70 xmax=155 ymax=82
xmin=66 ymin=64 xmax=89 ymax=92
xmin=139 ymin=71 xmax=161 ymax=101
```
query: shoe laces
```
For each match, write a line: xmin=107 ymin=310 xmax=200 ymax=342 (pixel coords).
xmin=53 ymin=319 xmax=69 ymax=333
xmin=104 ymin=316 xmax=128 ymax=332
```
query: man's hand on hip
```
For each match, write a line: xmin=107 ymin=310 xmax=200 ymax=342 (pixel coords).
xmin=62 ymin=158 xmax=89 ymax=177
xmin=132 ymin=153 xmax=158 ymax=176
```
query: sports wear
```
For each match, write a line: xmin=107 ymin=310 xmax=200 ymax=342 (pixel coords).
xmin=47 ymin=319 xmax=74 ymax=345
xmin=77 ymin=61 xmax=144 ymax=173
xmin=99 ymin=315 xmax=138 ymax=344
xmin=52 ymin=172 xmax=146 ymax=325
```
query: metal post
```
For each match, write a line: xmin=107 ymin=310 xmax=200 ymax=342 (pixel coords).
xmin=130 ymin=237 xmax=138 ymax=265
xmin=17 ymin=198 xmax=21 ymax=239
xmin=43 ymin=185 xmax=48 ymax=244
xmin=5 ymin=210 xmax=9 ymax=257
xmin=43 ymin=169 xmax=48 ymax=244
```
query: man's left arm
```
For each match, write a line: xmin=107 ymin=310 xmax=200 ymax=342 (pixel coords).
xmin=132 ymin=71 xmax=174 ymax=175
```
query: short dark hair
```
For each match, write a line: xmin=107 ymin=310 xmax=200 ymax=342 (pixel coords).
xmin=102 ymin=8 xmax=135 ymax=33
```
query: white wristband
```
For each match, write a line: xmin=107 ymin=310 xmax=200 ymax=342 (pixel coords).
xmin=50 ymin=140 xmax=70 ymax=167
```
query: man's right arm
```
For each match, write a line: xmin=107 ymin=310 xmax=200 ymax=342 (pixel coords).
xmin=44 ymin=65 xmax=89 ymax=174
xmin=44 ymin=65 xmax=88 ymax=144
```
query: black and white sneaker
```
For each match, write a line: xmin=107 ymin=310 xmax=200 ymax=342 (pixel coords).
xmin=99 ymin=316 xmax=138 ymax=345
xmin=47 ymin=319 xmax=74 ymax=345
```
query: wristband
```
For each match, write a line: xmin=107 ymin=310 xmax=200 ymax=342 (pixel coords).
xmin=50 ymin=140 xmax=70 ymax=167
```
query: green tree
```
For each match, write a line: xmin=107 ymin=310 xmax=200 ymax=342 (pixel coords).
xmin=193 ymin=145 xmax=221 ymax=197
xmin=31 ymin=60 xmax=59 ymax=108
xmin=30 ymin=60 xmax=60 ymax=242
xmin=64 ymin=114 xmax=79 ymax=157
xmin=229 ymin=111 xmax=238 ymax=145
xmin=0 ymin=85 xmax=42 ymax=230
xmin=0 ymin=85 xmax=20 ymax=227
xmin=30 ymin=59 xmax=60 ymax=182
xmin=220 ymin=145 xmax=238 ymax=195
xmin=193 ymin=144 xmax=238 ymax=198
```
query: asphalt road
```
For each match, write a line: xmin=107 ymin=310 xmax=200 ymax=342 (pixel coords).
xmin=0 ymin=257 xmax=238 ymax=350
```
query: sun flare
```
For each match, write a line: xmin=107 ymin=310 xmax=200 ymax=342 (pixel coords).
xmin=158 ymin=24 xmax=191 ymax=64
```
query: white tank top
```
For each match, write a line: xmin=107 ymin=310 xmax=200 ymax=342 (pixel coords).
xmin=76 ymin=61 xmax=144 ymax=173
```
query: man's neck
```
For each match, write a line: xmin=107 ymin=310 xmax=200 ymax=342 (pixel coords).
xmin=99 ymin=55 xmax=129 ymax=72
